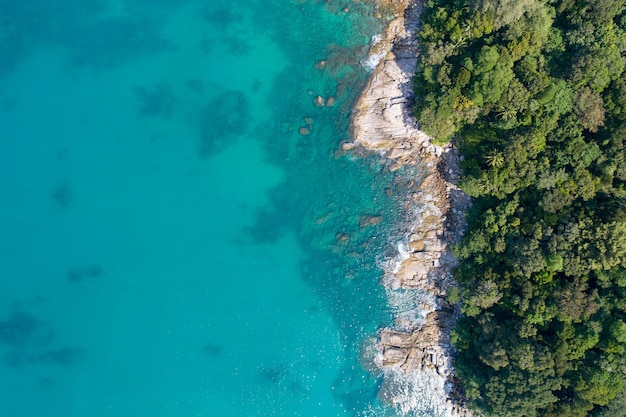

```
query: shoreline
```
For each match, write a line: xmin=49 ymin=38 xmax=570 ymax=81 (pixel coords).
xmin=348 ymin=1 xmax=472 ymax=415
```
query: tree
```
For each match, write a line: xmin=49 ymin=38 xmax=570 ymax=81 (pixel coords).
xmin=574 ymin=86 xmax=605 ymax=132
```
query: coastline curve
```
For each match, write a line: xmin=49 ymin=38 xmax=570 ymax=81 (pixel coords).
xmin=348 ymin=1 xmax=473 ymax=415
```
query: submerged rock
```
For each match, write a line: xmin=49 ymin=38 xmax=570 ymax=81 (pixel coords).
xmin=359 ymin=215 xmax=383 ymax=228
xmin=314 ymin=60 xmax=326 ymax=70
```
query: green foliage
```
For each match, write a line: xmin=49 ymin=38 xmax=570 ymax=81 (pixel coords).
xmin=574 ymin=86 xmax=606 ymax=132
xmin=415 ymin=0 xmax=626 ymax=415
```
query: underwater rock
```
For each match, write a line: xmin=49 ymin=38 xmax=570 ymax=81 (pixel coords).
xmin=299 ymin=127 xmax=310 ymax=136
xmin=280 ymin=122 xmax=292 ymax=134
xmin=325 ymin=96 xmax=335 ymax=106
xmin=314 ymin=60 xmax=326 ymax=70
xmin=341 ymin=142 xmax=355 ymax=151
xmin=336 ymin=84 xmax=347 ymax=98
xmin=314 ymin=95 xmax=325 ymax=106
xmin=389 ymin=163 xmax=403 ymax=172
xmin=314 ymin=214 xmax=330 ymax=224
xmin=359 ymin=215 xmax=382 ymax=228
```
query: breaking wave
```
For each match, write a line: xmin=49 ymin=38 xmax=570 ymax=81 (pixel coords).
xmin=361 ymin=33 xmax=386 ymax=72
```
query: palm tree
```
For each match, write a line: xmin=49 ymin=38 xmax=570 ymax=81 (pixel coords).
xmin=485 ymin=150 xmax=505 ymax=168
xmin=497 ymin=107 xmax=517 ymax=121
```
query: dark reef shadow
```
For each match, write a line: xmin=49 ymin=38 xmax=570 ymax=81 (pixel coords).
xmin=5 ymin=348 xmax=83 ymax=369
xmin=134 ymin=82 xmax=176 ymax=118
xmin=0 ymin=1 xmax=172 ymax=75
xmin=202 ymin=343 xmax=222 ymax=357
xmin=51 ymin=182 xmax=72 ymax=208
xmin=4 ymin=351 xmax=27 ymax=369
xmin=67 ymin=265 xmax=104 ymax=283
xmin=0 ymin=311 xmax=41 ymax=348
xmin=65 ymin=16 xmax=170 ymax=70
xmin=1 ymin=305 xmax=84 ymax=370
xmin=0 ymin=21 xmax=27 ymax=79
xmin=224 ymin=37 xmax=251 ymax=56
xmin=256 ymin=363 xmax=288 ymax=385
xmin=241 ymin=208 xmax=289 ymax=245
xmin=332 ymin=367 xmax=381 ymax=412
xmin=187 ymin=78 xmax=205 ymax=93
xmin=289 ymin=379 xmax=307 ymax=395
xmin=240 ymin=184 xmax=294 ymax=245
xmin=198 ymin=90 xmax=249 ymax=158
xmin=30 ymin=348 xmax=84 ymax=367
xmin=199 ymin=4 xmax=236 ymax=29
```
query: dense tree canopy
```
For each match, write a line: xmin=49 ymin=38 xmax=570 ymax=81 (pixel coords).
xmin=414 ymin=0 xmax=626 ymax=416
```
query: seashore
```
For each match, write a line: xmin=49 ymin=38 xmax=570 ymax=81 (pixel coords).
xmin=347 ymin=0 xmax=473 ymax=415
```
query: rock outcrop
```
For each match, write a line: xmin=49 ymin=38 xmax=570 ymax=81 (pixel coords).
xmin=349 ymin=0 xmax=472 ymax=416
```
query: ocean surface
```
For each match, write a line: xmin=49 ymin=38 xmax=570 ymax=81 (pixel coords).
xmin=0 ymin=0 xmax=417 ymax=416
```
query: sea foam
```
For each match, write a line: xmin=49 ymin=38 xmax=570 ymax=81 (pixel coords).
xmin=361 ymin=33 xmax=386 ymax=72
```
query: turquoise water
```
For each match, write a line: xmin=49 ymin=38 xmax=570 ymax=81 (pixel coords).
xmin=0 ymin=1 xmax=407 ymax=416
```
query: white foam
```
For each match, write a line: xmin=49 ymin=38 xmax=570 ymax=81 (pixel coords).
xmin=380 ymin=368 xmax=455 ymax=416
xmin=379 ymin=236 xmax=437 ymax=330
xmin=361 ymin=33 xmax=387 ymax=72
xmin=386 ymin=288 xmax=435 ymax=331
xmin=370 ymin=192 xmax=462 ymax=416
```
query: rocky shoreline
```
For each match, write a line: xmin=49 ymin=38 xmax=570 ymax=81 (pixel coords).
xmin=347 ymin=0 xmax=472 ymax=415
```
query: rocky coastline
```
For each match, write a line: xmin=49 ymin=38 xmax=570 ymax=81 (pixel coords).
xmin=347 ymin=0 xmax=473 ymax=415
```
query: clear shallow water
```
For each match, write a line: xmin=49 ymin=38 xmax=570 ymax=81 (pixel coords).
xmin=0 ymin=1 xmax=409 ymax=416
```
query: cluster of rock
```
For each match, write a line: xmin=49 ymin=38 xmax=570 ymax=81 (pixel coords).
xmin=348 ymin=0 xmax=473 ymax=416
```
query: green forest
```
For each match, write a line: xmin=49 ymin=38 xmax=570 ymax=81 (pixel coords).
xmin=413 ymin=0 xmax=626 ymax=415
